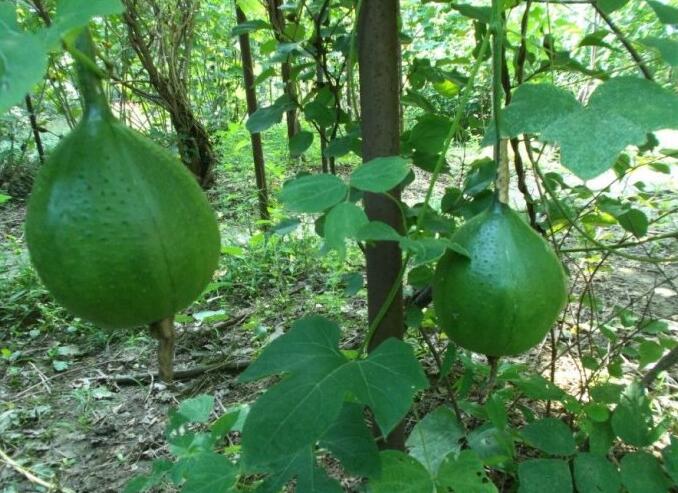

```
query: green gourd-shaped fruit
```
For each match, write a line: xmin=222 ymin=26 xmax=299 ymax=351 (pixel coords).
xmin=25 ymin=36 xmax=220 ymax=329
xmin=433 ymin=199 xmax=567 ymax=356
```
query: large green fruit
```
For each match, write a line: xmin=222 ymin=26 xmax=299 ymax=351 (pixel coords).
xmin=433 ymin=200 xmax=567 ymax=356
xmin=25 ymin=108 xmax=220 ymax=329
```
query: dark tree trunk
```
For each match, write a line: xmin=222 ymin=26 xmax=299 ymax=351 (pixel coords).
xmin=25 ymin=95 xmax=45 ymax=165
xmin=122 ymin=0 xmax=216 ymax=188
xmin=267 ymin=0 xmax=299 ymax=141
xmin=358 ymin=0 xmax=405 ymax=449
xmin=236 ymin=5 xmax=270 ymax=222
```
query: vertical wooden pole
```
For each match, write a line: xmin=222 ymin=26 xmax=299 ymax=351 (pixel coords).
xmin=358 ymin=0 xmax=405 ymax=448
xmin=236 ymin=4 xmax=270 ymax=222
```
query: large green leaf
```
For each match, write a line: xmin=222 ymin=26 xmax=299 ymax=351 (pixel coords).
xmin=521 ymin=418 xmax=576 ymax=456
xmin=436 ymin=450 xmax=498 ymax=492
xmin=367 ymin=451 xmax=434 ymax=493
xmin=238 ymin=316 xmax=427 ymax=469
xmin=647 ymin=0 xmax=678 ymax=24
xmin=324 ymin=202 xmax=369 ymax=257
xmin=518 ymin=459 xmax=573 ymax=493
xmin=0 ymin=30 xmax=48 ymax=113
xmin=319 ymin=403 xmax=381 ymax=478
xmin=350 ymin=156 xmax=411 ymax=193
xmin=588 ymin=77 xmax=678 ymax=131
xmin=501 ymin=84 xmax=580 ymax=138
xmin=541 ymin=109 xmax=646 ymax=180
xmin=611 ymin=382 xmax=661 ymax=447
xmin=279 ymin=174 xmax=348 ymax=213
xmin=182 ymin=453 xmax=238 ymax=493
xmin=256 ymin=447 xmax=342 ymax=493
xmin=405 ymin=406 xmax=464 ymax=475
xmin=620 ymin=452 xmax=672 ymax=493
xmin=496 ymin=77 xmax=678 ymax=180
xmin=53 ymin=0 xmax=124 ymax=41
xmin=573 ymin=453 xmax=621 ymax=493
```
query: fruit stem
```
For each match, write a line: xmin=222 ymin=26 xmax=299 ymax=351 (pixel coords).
xmin=491 ymin=0 xmax=509 ymax=203
xmin=150 ymin=317 xmax=176 ymax=383
xmin=72 ymin=28 xmax=112 ymax=121
xmin=480 ymin=355 xmax=500 ymax=404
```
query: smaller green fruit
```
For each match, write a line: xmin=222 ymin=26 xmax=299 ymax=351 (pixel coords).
xmin=433 ymin=200 xmax=567 ymax=356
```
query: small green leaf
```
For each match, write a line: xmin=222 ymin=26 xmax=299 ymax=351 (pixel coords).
xmin=463 ymin=158 xmax=497 ymax=196
xmin=350 ymin=156 xmax=410 ymax=193
xmin=270 ymin=217 xmax=300 ymax=236
xmin=640 ymin=37 xmax=678 ymax=67
xmin=368 ymin=450 xmax=434 ymax=493
xmin=409 ymin=114 xmax=453 ymax=154
xmin=405 ymin=406 xmax=464 ymax=475
xmin=289 ymin=131 xmax=314 ymax=157
xmin=638 ymin=340 xmax=663 ymax=368
xmin=182 ymin=453 xmax=238 ymax=493
xmin=341 ymin=272 xmax=364 ymax=296
xmin=436 ymin=450 xmax=498 ymax=493
xmin=521 ymin=418 xmax=576 ymax=456
xmin=230 ymin=19 xmax=269 ymax=36
xmin=280 ymin=174 xmax=347 ymax=213
xmin=573 ymin=453 xmax=621 ymax=493
xmin=355 ymin=221 xmax=403 ymax=242
xmin=484 ymin=393 xmax=508 ymax=430
xmin=449 ymin=3 xmax=492 ymax=23
xmin=510 ymin=373 xmax=567 ymax=401
xmin=596 ymin=0 xmax=630 ymax=14
xmin=0 ymin=31 xmax=48 ymax=113
xmin=324 ymin=203 xmax=369 ymax=257
xmin=177 ymin=395 xmax=214 ymax=423
xmin=324 ymin=136 xmax=359 ymax=158
xmin=662 ymin=436 xmax=678 ymax=484
xmin=647 ymin=0 xmax=678 ymax=24
xmin=620 ymin=452 xmax=672 ymax=493
xmin=518 ymin=459 xmax=573 ymax=493
xmin=246 ymin=96 xmax=295 ymax=133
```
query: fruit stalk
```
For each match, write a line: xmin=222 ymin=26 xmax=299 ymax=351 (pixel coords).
xmin=150 ymin=318 xmax=176 ymax=383
xmin=72 ymin=28 xmax=111 ymax=120
xmin=491 ymin=0 xmax=509 ymax=203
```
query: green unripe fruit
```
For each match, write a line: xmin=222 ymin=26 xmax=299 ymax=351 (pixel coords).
xmin=433 ymin=200 xmax=567 ymax=356
xmin=25 ymin=107 xmax=220 ymax=329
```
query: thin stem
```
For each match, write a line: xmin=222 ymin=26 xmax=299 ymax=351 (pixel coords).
xmin=593 ymin=3 xmax=653 ymax=81
xmin=71 ymin=29 xmax=112 ymax=120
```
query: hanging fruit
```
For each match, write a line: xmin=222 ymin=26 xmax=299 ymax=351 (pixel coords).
xmin=433 ymin=199 xmax=567 ymax=356
xmin=25 ymin=31 xmax=220 ymax=330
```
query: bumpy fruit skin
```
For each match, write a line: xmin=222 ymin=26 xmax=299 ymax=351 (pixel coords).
xmin=433 ymin=200 xmax=567 ymax=356
xmin=25 ymin=115 xmax=220 ymax=329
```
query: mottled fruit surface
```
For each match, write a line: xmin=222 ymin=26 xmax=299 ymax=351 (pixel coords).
xmin=25 ymin=115 xmax=220 ymax=328
xmin=433 ymin=200 xmax=567 ymax=356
